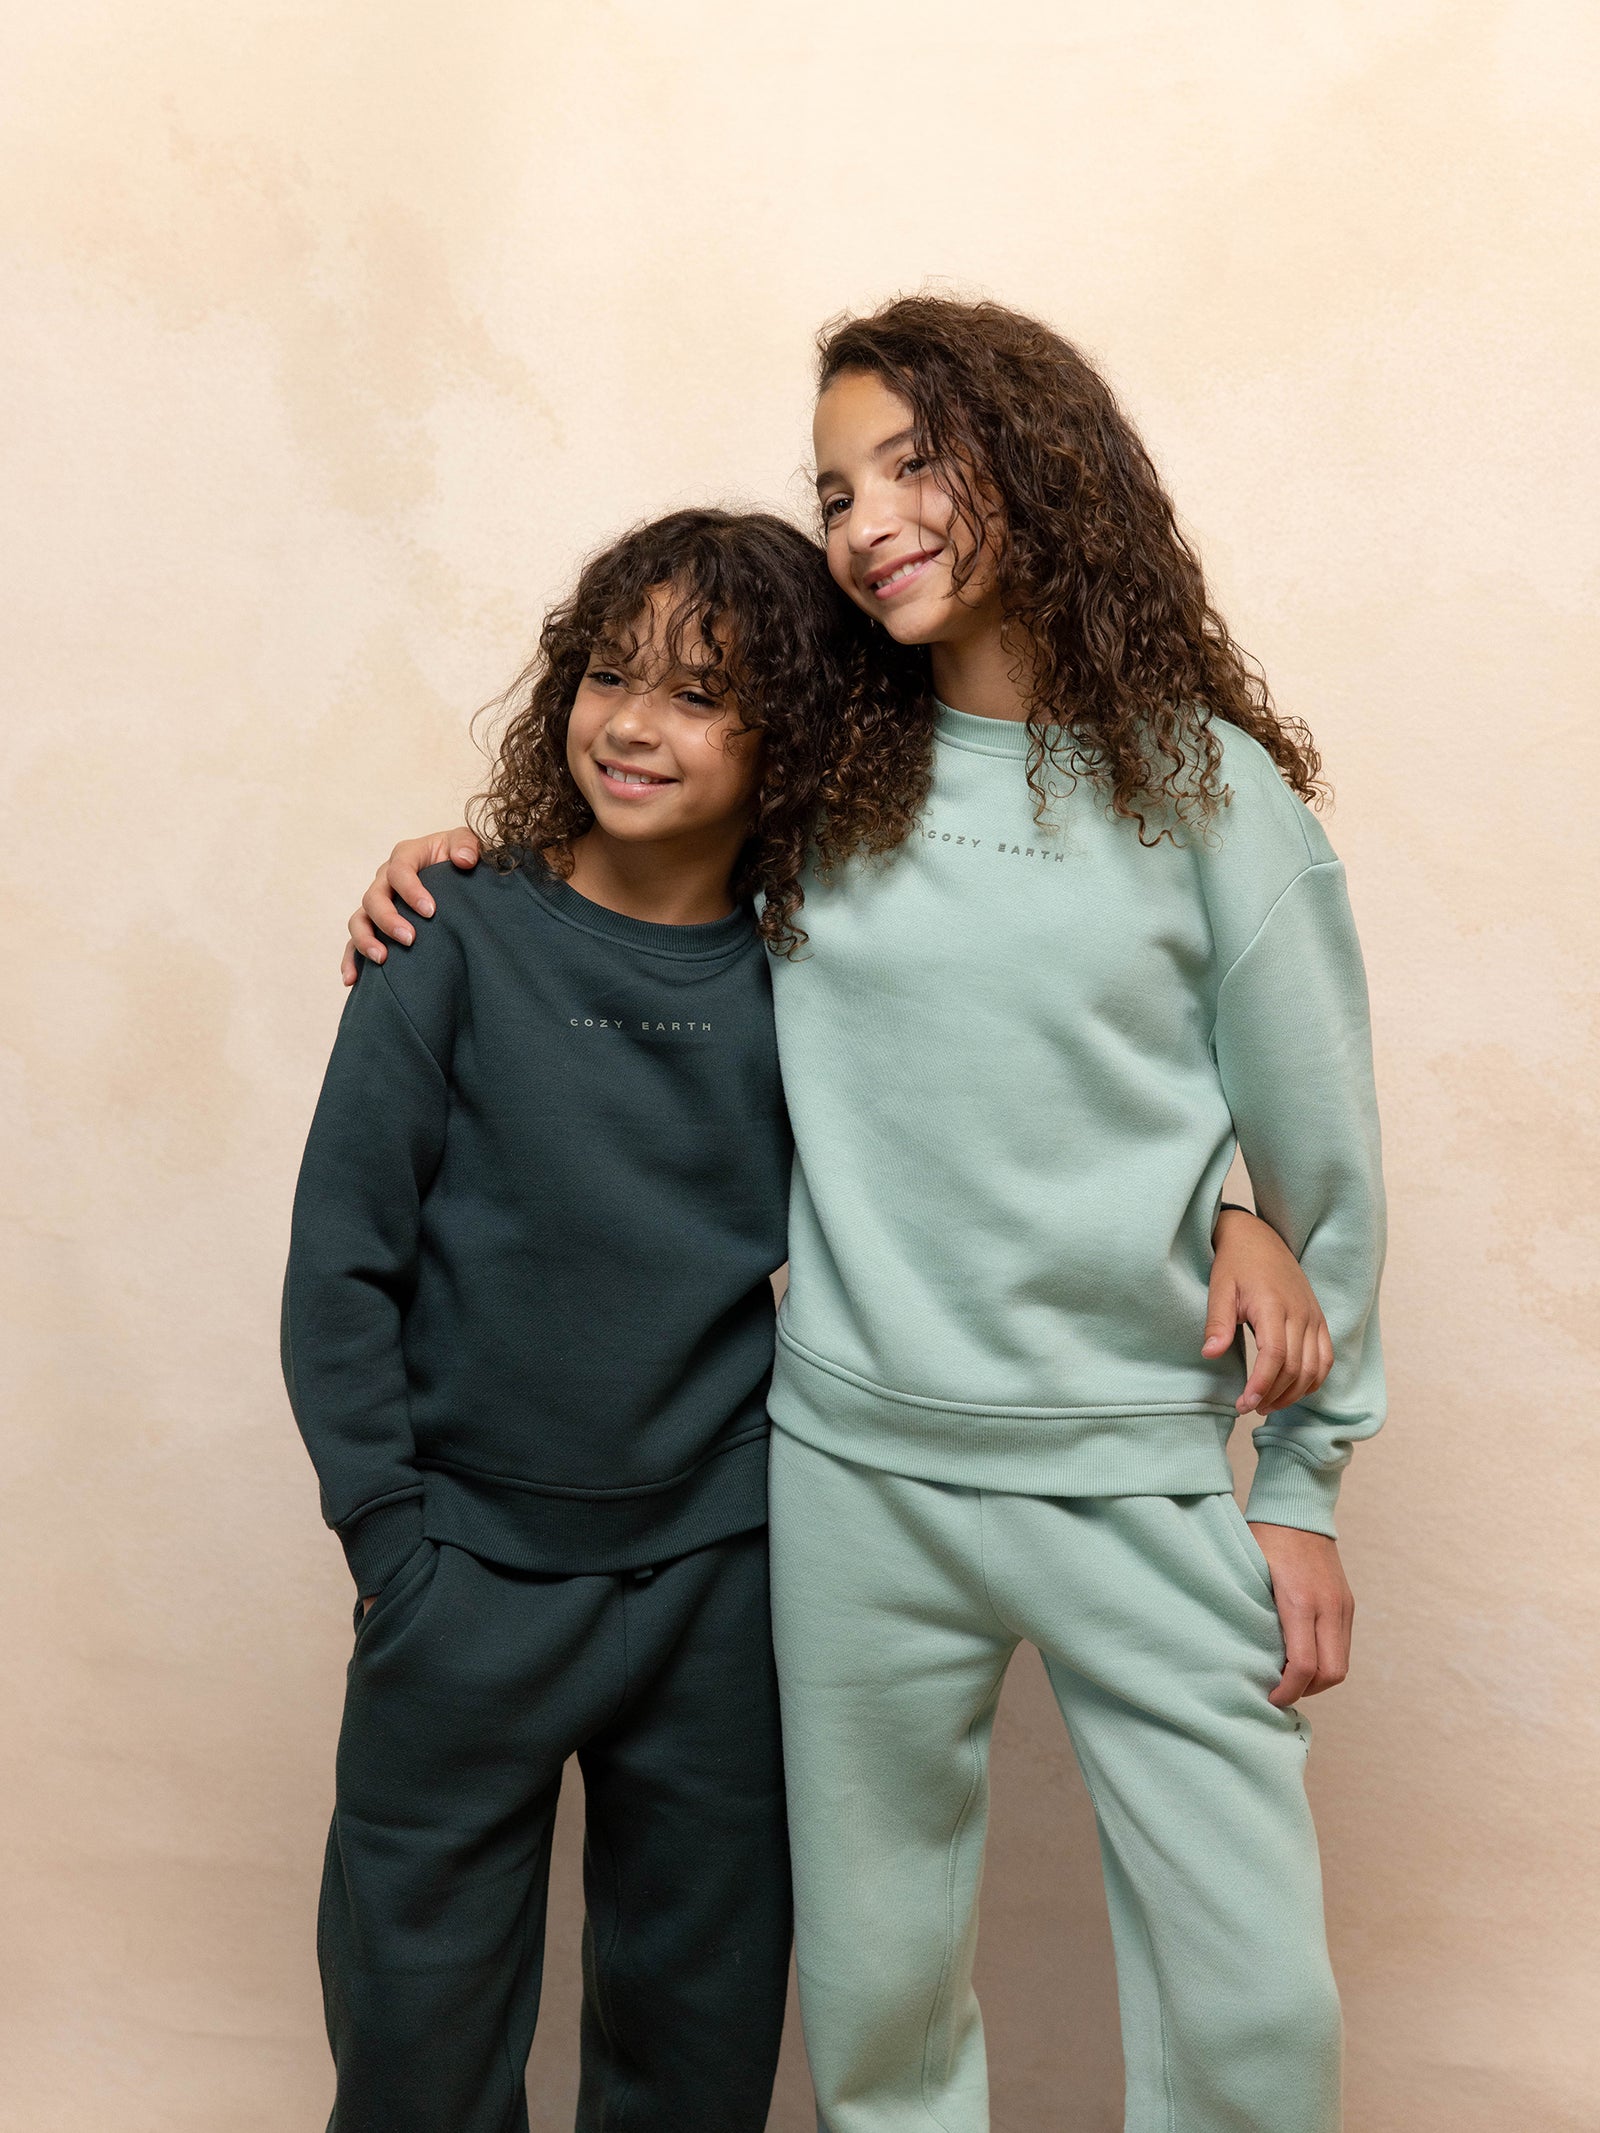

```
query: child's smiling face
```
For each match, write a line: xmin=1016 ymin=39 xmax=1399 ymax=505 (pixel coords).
xmin=565 ymin=584 xmax=762 ymax=849
xmin=813 ymin=367 xmax=1004 ymax=653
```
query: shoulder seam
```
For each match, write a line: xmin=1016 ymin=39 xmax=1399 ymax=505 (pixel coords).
xmin=1213 ymin=858 xmax=1346 ymax=1001
xmin=366 ymin=960 xmax=449 ymax=1082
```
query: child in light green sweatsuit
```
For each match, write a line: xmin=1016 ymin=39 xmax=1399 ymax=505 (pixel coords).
xmin=755 ymin=300 xmax=1384 ymax=2133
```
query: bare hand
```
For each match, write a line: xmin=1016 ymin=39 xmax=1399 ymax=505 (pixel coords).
xmin=1250 ymin=1523 xmax=1354 ymax=1705
xmin=1203 ymin=1207 xmax=1334 ymax=1416
xmin=341 ymin=827 xmax=482 ymax=984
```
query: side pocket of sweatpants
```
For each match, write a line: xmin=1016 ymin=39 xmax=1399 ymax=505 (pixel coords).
xmin=351 ymin=1537 xmax=439 ymax=1646
xmin=1209 ymin=1493 xmax=1279 ymax=1605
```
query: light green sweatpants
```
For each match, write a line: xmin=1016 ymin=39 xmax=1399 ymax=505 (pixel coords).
xmin=768 ymin=1430 xmax=1341 ymax=2133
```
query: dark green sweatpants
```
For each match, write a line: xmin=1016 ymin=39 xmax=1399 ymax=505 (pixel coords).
xmin=318 ymin=1527 xmax=791 ymax=2133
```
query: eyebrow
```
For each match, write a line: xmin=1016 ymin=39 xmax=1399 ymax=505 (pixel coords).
xmin=814 ymin=426 xmax=918 ymax=494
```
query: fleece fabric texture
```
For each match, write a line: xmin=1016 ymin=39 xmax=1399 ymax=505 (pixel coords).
xmin=769 ymin=1431 xmax=1341 ymax=2133
xmin=321 ymin=1528 xmax=791 ymax=2133
xmin=282 ymin=860 xmax=791 ymax=1592
xmin=769 ymin=705 xmax=1386 ymax=1536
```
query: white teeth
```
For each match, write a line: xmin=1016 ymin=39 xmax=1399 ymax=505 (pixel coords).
xmin=875 ymin=557 xmax=928 ymax=593
xmin=605 ymin=765 xmax=668 ymax=785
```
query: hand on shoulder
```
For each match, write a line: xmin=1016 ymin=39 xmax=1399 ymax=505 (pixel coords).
xmin=342 ymin=828 xmax=482 ymax=985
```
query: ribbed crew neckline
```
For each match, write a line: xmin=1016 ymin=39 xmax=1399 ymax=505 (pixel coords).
xmin=933 ymin=700 xmax=1038 ymax=757
xmin=515 ymin=860 xmax=756 ymax=960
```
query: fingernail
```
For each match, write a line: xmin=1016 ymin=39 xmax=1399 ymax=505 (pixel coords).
xmin=1239 ymin=1395 xmax=1259 ymax=1412
xmin=419 ymin=898 xmax=435 ymax=916
xmin=398 ymin=926 xmax=414 ymax=944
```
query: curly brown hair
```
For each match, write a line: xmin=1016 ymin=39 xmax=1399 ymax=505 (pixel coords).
xmin=469 ymin=508 xmax=862 ymax=953
xmin=815 ymin=295 xmax=1323 ymax=846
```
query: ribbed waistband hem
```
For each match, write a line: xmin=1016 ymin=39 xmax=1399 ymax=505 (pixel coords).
xmin=421 ymin=1431 xmax=769 ymax=1573
xmin=770 ymin=1338 xmax=1236 ymax=1498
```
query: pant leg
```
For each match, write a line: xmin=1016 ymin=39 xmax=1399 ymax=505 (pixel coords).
xmin=570 ymin=1528 xmax=791 ymax=2133
xmin=768 ymin=1432 xmax=1016 ymax=2133
xmin=320 ymin=1542 xmax=626 ymax=2133
xmin=983 ymin=1491 xmax=1342 ymax=2133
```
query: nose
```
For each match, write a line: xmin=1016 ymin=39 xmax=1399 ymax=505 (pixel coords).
xmin=606 ymin=686 xmax=662 ymax=745
xmin=845 ymin=478 xmax=900 ymax=559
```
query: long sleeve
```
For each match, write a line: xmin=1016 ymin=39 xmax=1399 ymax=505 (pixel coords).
xmin=1211 ymin=859 xmax=1387 ymax=1537
xmin=281 ymin=961 xmax=450 ymax=1592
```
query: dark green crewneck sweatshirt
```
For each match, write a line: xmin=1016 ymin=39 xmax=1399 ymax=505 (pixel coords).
xmin=281 ymin=860 xmax=791 ymax=1592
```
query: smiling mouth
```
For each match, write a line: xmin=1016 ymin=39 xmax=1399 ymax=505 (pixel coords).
xmin=865 ymin=549 xmax=941 ymax=599
xmin=596 ymin=759 xmax=676 ymax=794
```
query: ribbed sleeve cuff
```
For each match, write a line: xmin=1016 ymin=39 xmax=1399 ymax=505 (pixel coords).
xmin=1244 ymin=1446 xmax=1342 ymax=1539
xmin=339 ymin=1496 xmax=427 ymax=1596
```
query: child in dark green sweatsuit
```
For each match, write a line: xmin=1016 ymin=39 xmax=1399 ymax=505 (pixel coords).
xmin=282 ymin=509 xmax=844 ymax=2133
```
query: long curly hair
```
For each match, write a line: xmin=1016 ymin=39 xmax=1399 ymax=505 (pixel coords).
xmin=815 ymin=295 xmax=1323 ymax=845
xmin=470 ymin=508 xmax=864 ymax=953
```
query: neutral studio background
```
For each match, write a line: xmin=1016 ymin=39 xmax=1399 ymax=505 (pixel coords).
xmin=3 ymin=2 xmax=1597 ymax=2127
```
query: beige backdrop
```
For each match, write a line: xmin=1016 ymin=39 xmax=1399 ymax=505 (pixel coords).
xmin=4 ymin=2 xmax=1597 ymax=2127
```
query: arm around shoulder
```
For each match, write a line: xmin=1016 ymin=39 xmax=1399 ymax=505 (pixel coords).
xmin=343 ymin=828 xmax=481 ymax=983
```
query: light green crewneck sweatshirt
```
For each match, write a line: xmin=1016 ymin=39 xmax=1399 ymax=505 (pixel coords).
xmin=768 ymin=702 xmax=1386 ymax=1537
